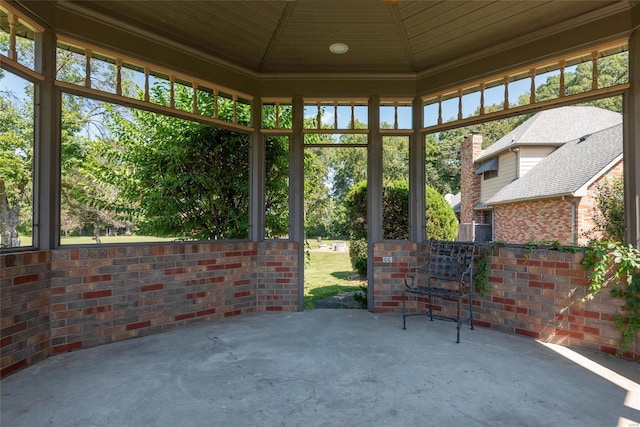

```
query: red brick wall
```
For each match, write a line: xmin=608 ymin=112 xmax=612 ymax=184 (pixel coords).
xmin=1 ymin=251 xmax=51 ymax=377
xmin=1 ymin=240 xmax=300 ymax=377
xmin=4 ymin=240 xmax=635 ymax=377
xmin=493 ymin=199 xmax=575 ymax=244
xmin=48 ymin=242 xmax=259 ymax=354
xmin=257 ymin=241 xmax=299 ymax=312
xmin=374 ymin=242 xmax=639 ymax=362
xmin=492 ymin=161 xmax=624 ymax=246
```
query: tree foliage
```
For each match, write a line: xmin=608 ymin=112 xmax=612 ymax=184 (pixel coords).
xmin=304 ymin=146 xmax=332 ymax=238
xmin=425 ymin=185 xmax=459 ymax=240
xmin=105 ymin=101 xmax=252 ymax=240
xmin=0 ymin=89 xmax=33 ymax=246
xmin=345 ymin=180 xmax=458 ymax=276
xmin=586 ymin=176 xmax=625 ymax=243
xmin=265 ymin=136 xmax=290 ymax=239
xmin=1 ymin=46 xmax=628 ymax=246
xmin=521 ymin=53 xmax=626 ymax=113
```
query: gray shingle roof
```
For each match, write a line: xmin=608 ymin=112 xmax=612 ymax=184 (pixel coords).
xmin=475 ymin=106 xmax=622 ymax=162
xmin=485 ymin=123 xmax=623 ymax=205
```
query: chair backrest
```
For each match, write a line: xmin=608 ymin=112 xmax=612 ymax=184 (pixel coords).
xmin=426 ymin=240 xmax=475 ymax=283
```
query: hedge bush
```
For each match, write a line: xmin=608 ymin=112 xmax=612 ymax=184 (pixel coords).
xmin=345 ymin=180 xmax=458 ymax=276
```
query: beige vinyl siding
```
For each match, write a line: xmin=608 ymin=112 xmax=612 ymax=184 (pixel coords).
xmin=519 ymin=146 xmax=557 ymax=177
xmin=481 ymin=152 xmax=516 ymax=204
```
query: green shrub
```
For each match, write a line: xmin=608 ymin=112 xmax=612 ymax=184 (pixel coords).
xmin=349 ymin=238 xmax=368 ymax=277
xmin=425 ymin=185 xmax=458 ymax=240
xmin=344 ymin=180 xmax=458 ymax=275
xmin=383 ymin=180 xmax=409 ymax=240
xmin=586 ymin=176 xmax=624 ymax=242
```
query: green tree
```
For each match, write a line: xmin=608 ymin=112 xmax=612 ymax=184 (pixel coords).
xmin=345 ymin=181 xmax=457 ymax=276
xmin=55 ymin=48 xmax=134 ymax=241
xmin=105 ymin=101 xmax=252 ymax=240
xmin=304 ymin=146 xmax=332 ymax=238
xmin=521 ymin=53 xmax=626 ymax=113
xmin=586 ymin=176 xmax=625 ymax=242
xmin=60 ymin=93 xmax=129 ymax=242
xmin=0 ymin=88 xmax=33 ymax=247
xmin=265 ymin=136 xmax=290 ymax=238
xmin=321 ymin=142 xmax=367 ymax=237
xmin=383 ymin=179 xmax=410 ymax=240
xmin=64 ymin=71 xmax=290 ymax=241
xmin=425 ymin=185 xmax=459 ymax=240
xmin=1 ymin=32 xmax=36 ymax=247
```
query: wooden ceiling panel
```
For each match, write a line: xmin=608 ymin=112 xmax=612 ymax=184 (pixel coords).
xmin=401 ymin=1 xmax=489 ymax=37
xmin=265 ymin=40 xmax=412 ymax=74
xmin=60 ymin=0 xmax=631 ymax=76
xmin=410 ymin=2 xmax=543 ymax=55
xmin=409 ymin=1 xmax=619 ymax=71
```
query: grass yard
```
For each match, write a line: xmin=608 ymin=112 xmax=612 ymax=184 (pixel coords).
xmin=14 ymin=235 xmax=177 ymax=247
xmin=304 ymin=241 xmax=366 ymax=309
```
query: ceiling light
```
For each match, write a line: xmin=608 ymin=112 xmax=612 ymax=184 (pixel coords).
xmin=329 ymin=43 xmax=349 ymax=55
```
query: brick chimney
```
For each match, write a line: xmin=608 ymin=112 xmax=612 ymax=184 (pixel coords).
xmin=460 ymin=132 xmax=483 ymax=224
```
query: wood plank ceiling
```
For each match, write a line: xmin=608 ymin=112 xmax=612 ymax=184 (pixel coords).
xmin=62 ymin=0 xmax=624 ymax=76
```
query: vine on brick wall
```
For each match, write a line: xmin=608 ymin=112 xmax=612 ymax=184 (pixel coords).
xmin=474 ymin=240 xmax=582 ymax=294
xmin=582 ymin=240 xmax=640 ymax=355
xmin=474 ymin=241 xmax=507 ymax=296
xmin=474 ymin=239 xmax=639 ymax=355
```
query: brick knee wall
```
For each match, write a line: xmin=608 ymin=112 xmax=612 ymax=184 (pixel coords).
xmin=1 ymin=240 xmax=300 ymax=378
xmin=257 ymin=241 xmax=299 ymax=312
xmin=4 ymin=240 xmax=635 ymax=377
xmin=48 ymin=242 xmax=259 ymax=354
xmin=1 ymin=252 xmax=51 ymax=377
xmin=374 ymin=242 xmax=639 ymax=362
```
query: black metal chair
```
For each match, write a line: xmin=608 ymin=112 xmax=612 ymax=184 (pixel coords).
xmin=402 ymin=240 xmax=476 ymax=343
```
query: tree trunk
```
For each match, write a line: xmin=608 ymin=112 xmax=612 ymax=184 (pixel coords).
xmin=0 ymin=181 xmax=22 ymax=248
xmin=93 ymin=221 xmax=102 ymax=244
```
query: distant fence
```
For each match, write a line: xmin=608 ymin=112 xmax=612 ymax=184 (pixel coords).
xmin=457 ymin=222 xmax=492 ymax=243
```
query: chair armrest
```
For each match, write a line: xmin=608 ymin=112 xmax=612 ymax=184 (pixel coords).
xmin=403 ymin=267 xmax=415 ymax=290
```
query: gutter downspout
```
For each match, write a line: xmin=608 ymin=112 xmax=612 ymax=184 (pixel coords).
xmin=509 ymin=146 xmax=520 ymax=180
xmin=562 ymin=196 xmax=578 ymax=245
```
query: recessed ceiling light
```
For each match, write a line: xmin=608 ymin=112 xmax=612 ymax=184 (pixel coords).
xmin=329 ymin=42 xmax=349 ymax=55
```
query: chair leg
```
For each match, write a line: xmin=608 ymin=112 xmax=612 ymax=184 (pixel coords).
xmin=469 ymin=294 xmax=475 ymax=330
xmin=402 ymin=291 xmax=407 ymax=330
xmin=456 ymin=298 xmax=461 ymax=343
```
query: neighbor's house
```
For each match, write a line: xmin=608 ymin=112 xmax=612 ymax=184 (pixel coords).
xmin=457 ymin=106 xmax=623 ymax=245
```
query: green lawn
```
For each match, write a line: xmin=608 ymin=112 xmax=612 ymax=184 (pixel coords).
xmin=304 ymin=241 xmax=366 ymax=309
xmin=15 ymin=235 xmax=177 ymax=247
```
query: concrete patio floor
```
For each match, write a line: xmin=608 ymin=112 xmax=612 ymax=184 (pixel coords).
xmin=2 ymin=310 xmax=639 ymax=427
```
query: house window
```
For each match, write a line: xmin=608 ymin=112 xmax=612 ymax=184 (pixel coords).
xmin=483 ymin=210 xmax=493 ymax=226
xmin=476 ymin=157 xmax=498 ymax=179
xmin=484 ymin=169 xmax=498 ymax=180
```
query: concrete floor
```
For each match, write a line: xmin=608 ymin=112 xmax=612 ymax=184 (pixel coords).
xmin=2 ymin=310 xmax=639 ymax=427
